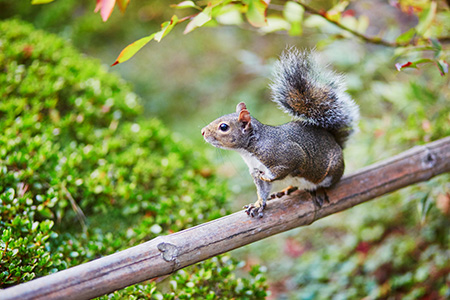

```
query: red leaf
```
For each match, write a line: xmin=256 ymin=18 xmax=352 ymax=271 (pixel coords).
xmin=23 ymin=45 xmax=34 ymax=58
xmin=355 ymin=241 xmax=371 ymax=254
xmin=94 ymin=0 xmax=116 ymax=22
xmin=94 ymin=0 xmax=101 ymax=13
xmin=395 ymin=61 xmax=413 ymax=71
xmin=102 ymin=0 xmax=116 ymax=21
xmin=342 ymin=9 xmax=355 ymax=17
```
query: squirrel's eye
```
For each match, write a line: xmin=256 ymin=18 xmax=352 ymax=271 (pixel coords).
xmin=219 ymin=123 xmax=229 ymax=132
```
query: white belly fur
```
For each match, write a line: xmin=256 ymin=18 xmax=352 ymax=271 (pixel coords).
xmin=237 ymin=150 xmax=273 ymax=178
xmin=276 ymin=175 xmax=318 ymax=191
xmin=237 ymin=150 xmax=333 ymax=192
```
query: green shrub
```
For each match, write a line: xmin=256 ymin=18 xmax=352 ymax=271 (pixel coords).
xmin=281 ymin=183 xmax=450 ymax=299
xmin=101 ymin=256 xmax=268 ymax=299
xmin=0 ymin=18 xmax=267 ymax=297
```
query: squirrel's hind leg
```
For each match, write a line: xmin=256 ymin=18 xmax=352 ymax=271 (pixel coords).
xmin=271 ymin=185 xmax=298 ymax=199
xmin=309 ymin=187 xmax=330 ymax=209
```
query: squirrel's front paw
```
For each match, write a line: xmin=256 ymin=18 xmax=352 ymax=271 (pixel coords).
xmin=243 ymin=198 xmax=266 ymax=218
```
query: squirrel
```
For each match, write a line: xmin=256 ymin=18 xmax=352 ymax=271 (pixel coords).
xmin=201 ymin=48 xmax=359 ymax=218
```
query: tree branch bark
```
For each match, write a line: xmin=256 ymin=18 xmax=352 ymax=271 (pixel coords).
xmin=2 ymin=137 xmax=449 ymax=300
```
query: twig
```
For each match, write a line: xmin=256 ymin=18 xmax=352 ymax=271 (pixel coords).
xmin=1 ymin=241 xmax=9 ymax=261
xmin=61 ymin=184 xmax=88 ymax=236
xmin=291 ymin=0 xmax=450 ymax=47
xmin=294 ymin=0 xmax=404 ymax=47
xmin=1 ymin=137 xmax=449 ymax=300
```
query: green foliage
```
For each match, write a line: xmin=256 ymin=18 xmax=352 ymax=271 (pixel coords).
xmin=236 ymin=175 xmax=449 ymax=299
xmin=165 ymin=256 xmax=267 ymax=299
xmin=0 ymin=187 xmax=64 ymax=285
xmin=288 ymin=186 xmax=450 ymax=299
xmin=1 ymin=1 xmax=448 ymax=298
xmin=0 ymin=18 xmax=267 ymax=297
xmin=101 ymin=256 xmax=268 ymax=299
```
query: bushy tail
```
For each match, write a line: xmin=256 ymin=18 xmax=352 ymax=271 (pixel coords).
xmin=270 ymin=48 xmax=359 ymax=147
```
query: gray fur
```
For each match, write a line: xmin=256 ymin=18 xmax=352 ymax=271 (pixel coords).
xmin=270 ymin=48 xmax=359 ymax=146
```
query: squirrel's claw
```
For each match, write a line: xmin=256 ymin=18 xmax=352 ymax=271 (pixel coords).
xmin=309 ymin=188 xmax=329 ymax=209
xmin=243 ymin=201 xmax=266 ymax=218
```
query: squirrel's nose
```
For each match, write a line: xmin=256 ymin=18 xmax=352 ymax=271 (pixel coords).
xmin=201 ymin=128 xmax=205 ymax=136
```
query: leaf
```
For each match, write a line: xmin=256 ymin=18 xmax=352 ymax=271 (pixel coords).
xmin=329 ymin=0 xmax=350 ymax=14
xmin=31 ymin=0 xmax=55 ymax=4
xmin=326 ymin=1 xmax=350 ymax=22
xmin=395 ymin=58 xmax=433 ymax=71
xmin=94 ymin=0 xmax=101 ymax=13
xmin=410 ymin=58 xmax=434 ymax=65
xmin=111 ymin=34 xmax=156 ymax=66
xmin=38 ymin=207 xmax=54 ymax=219
xmin=356 ymin=15 xmax=369 ymax=35
xmin=102 ymin=0 xmax=116 ymax=22
xmin=429 ymin=38 xmax=442 ymax=58
xmin=417 ymin=192 xmax=431 ymax=224
xmin=246 ymin=0 xmax=268 ymax=27
xmin=283 ymin=1 xmax=304 ymax=36
xmin=112 ymin=15 xmax=180 ymax=66
xmin=116 ymin=0 xmax=130 ymax=13
xmin=94 ymin=0 xmax=116 ymax=22
xmin=395 ymin=61 xmax=413 ymax=71
xmin=259 ymin=16 xmax=290 ymax=34
xmin=184 ymin=4 xmax=213 ymax=34
xmin=396 ymin=28 xmax=416 ymax=44
xmin=434 ymin=60 xmax=448 ymax=76
xmin=154 ymin=15 xmax=179 ymax=42
xmin=216 ymin=4 xmax=244 ymax=26
xmin=283 ymin=1 xmax=303 ymax=23
xmin=416 ymin=1 xmax=437 ymax=36
xmin=171 ymin=1 xmax=201 ymax=10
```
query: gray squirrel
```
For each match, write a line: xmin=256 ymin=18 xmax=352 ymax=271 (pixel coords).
xmin=201 ymin=48 xmax=359 ymax=218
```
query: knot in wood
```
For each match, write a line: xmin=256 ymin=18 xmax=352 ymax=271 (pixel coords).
xmin=421 ymin=149 xmax=437 ymax=169
xmin=157 ymin=242 xmax=180 ymax=266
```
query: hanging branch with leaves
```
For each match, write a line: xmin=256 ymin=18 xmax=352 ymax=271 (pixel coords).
xmin=31 ymin=0 xmax=449 ymax=73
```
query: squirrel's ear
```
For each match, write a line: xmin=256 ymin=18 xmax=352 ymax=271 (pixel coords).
xmin=238 ymin=109 xmax=251 ymax=127
xmin=236 ymin=102 xmax=247 ymax=113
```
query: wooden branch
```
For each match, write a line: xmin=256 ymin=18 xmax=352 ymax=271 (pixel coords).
xmin=2 ymin=137 xmax=449 ymax=300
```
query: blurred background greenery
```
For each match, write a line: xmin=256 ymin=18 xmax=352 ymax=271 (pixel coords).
xmin=1 ymin=0 xmax=449 ymax=299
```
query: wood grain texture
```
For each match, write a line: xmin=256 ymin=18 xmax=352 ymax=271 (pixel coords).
xmin=2 ymin=137 xmax=449 ymax=300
